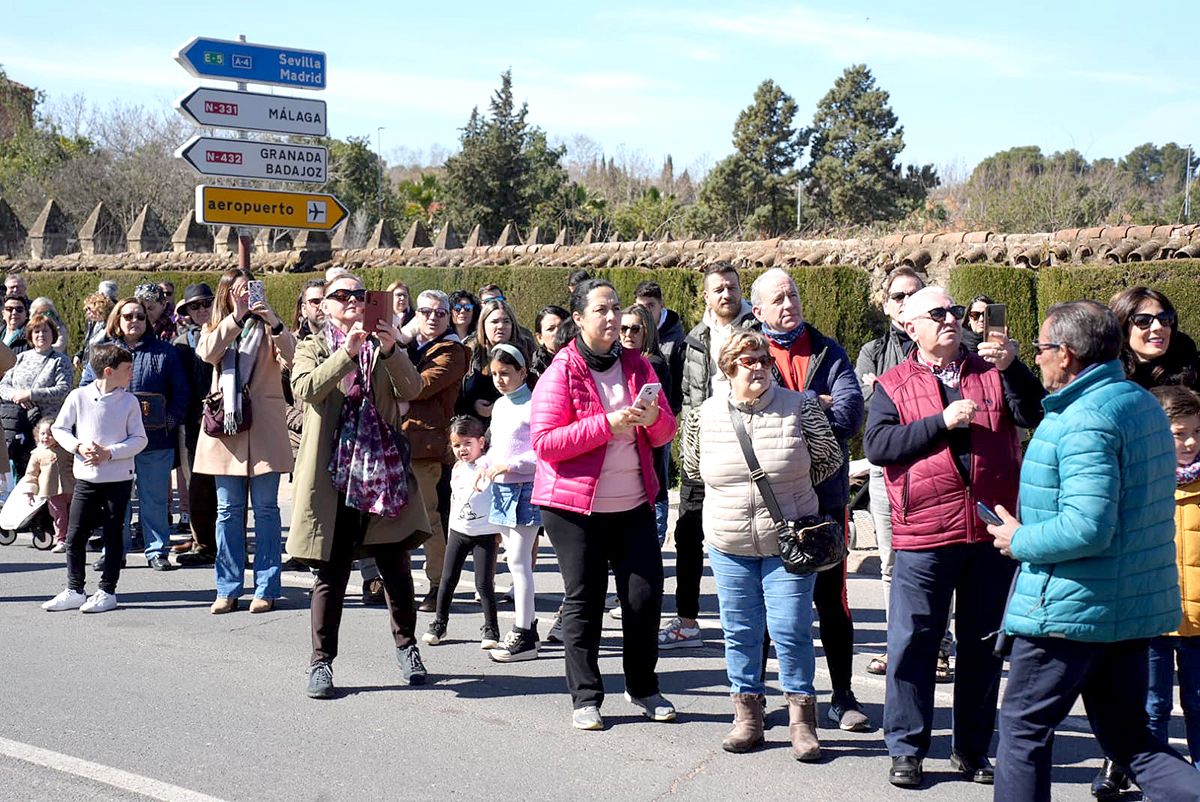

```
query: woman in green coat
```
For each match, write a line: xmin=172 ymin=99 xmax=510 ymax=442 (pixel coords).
xmin=286 ymin=272 xmax=432 ymax=699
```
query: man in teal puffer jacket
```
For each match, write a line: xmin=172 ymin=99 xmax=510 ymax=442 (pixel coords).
xmin=988 ymin=300 xmax=1200 ymax=801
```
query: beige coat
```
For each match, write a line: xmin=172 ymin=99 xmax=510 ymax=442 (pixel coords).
xmin=22 ymin=444 xmax=74 ymax=498
xmin=193 ymin=315 xmax=295 ymax=477
xmin=285 ymin=334 xmax=431 ymax=562
xmin=698 ymin=385 xmax=821 ymax=557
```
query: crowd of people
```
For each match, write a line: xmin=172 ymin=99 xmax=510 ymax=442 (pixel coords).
xmin=12 ymin=261 xmax=1200 ymax=797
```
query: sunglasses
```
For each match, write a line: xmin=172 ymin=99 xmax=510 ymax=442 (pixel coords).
xmin=419 ymin=307 xmax=448 ymax=319
xmin=736 ymin=354 xmax=772 ymax=369
xmin=121 ymin=312 xmax=147 ymax=322
xmin=326 ymin=288 xmax=366 ymax=304
xmin=967 ymin=310 xmax=986 ymax=320
xmin=1129 ymin=311 xmax=1176 ymax=330
xmin=620 ymin=324 xmax=644 ymax=335
xmin=2 ymin=306 xmax=23 ymax=314
xmin=482 ymin=295 xmax=506 ymax=303
xmin=305 ymin=297 xmax=324 ymax=306
xmin=1031 ymin=341 xmax=1062 ymax=353
xmin=888 ymin=290 xmax=917 ymax=302
xmin=452 ymin=303 xmax=474 ymax=312
xmin=917 ymin=305 xmax=966 ymax=323
xmin=185 ymin=300 xmax=213 ymax=312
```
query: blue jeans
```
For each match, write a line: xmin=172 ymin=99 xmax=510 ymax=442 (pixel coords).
xmin=708 ymin=546 xmax=816 ymax=696
xmin=1148 ymin=635 xmax=1200 ymax=767
xmin=121 ymin=448 xmax=173 ymax=560
xmin=214 ymin=473 xmax=282 ymax=600
xmin=654 ymin=499 xmax=669 ymax=546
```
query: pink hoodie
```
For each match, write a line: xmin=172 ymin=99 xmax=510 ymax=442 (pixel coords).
xmin=530 ymin=340 xmax=676 ymax=515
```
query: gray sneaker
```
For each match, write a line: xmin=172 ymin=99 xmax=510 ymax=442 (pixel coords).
xmin=572 ymin=705 xmax=604 ymax=731
xmin=624 ymin=691 xmax=676 ymax=722
xmin=396 ymin=644 xmax=428 ymax=686
xmin=306 ymin=661 xmax=334 ymax=699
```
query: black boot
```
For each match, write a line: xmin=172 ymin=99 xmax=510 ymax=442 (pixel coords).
xmin=1090 ymin=759 xmax=1130 ymax=800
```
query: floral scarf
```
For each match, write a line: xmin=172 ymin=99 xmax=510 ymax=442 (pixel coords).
xmin=917 ymin=352 xmax=962 ymax=389
xmin=324 ymin=323 xmax=411 ymax=519
xmin=1178 ymin=458 xmax=1200 ymax=487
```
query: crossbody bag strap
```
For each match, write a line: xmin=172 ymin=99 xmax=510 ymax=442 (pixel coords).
xmin=727 ymin=402 xmax=786 ymax=525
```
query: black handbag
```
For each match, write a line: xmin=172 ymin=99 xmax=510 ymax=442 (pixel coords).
xmin=727 ymin=403 xmax=847 ymax=575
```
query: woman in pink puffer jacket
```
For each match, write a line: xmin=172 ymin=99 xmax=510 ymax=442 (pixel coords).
xmin=530 ymin=278 xmax=677 ymax=732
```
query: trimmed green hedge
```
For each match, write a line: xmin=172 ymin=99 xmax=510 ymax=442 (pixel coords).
xmin=947 ymin=265 xmax=1040 ymax=354
xmin=1039 ymin=260 xmax=1200 ymax=334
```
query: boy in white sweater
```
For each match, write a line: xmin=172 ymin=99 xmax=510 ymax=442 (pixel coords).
xmin=43 ymin=344 xmax=147 ymax=614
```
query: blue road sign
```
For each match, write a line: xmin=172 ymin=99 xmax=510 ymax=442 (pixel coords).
xmin=174 ymin=37 xmax=326 ymax=90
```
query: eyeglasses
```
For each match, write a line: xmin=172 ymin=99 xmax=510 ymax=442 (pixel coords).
xmin=121 ymin=312 xmax=147 ymax=322
xmin=419 ymin=307 xmax=448 ymax=319
xmin=305 ymin=297 xmax=324 ymax=306
xmin=1129 ymin=311 xmax=1176 ymax=330
xmin=2 ymin=306 xmax=23 ymax=314
xmin=185 ymin=300 xmax=213 ymax=312
xmin=452 ymin=303 xmax=474 ymax=313
xmin=888 ymin=290 xmax=918 ymax=302
xmin=620 ymin=324 xmax=644 ymax=335
xmin=326 ymin=288 xmax=366 ymax=304
xmin=916 ymin=305 xmax=966 ymax=324
xmin=736 ymin=355 xmax=772 ymax=369
xmin=1031 ymin=341 xmax=1062 ymax=353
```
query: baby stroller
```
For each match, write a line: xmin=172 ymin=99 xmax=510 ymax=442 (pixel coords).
xmin=0 ymin=481 xmax=55 ymax=550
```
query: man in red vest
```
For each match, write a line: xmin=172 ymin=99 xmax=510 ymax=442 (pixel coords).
xmin=864 ymin=287 xmax=1044 ymax=789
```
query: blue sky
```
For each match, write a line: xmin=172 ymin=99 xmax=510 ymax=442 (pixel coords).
xmin=2 ymin=1 xmax=1196 ymax=179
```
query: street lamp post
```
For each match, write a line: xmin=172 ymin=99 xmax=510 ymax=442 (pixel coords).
xmin=376 ymin=126 xmax=386 ymax=221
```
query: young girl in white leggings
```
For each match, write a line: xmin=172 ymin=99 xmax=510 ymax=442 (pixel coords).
xmin=477 ymin=343 xmax=541 ymax=661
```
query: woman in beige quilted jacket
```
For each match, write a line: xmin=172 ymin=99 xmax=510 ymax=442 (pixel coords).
xmin=698 ymin=329 xmax=841 ymax=763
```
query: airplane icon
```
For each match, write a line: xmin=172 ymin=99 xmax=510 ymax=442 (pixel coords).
xmin=307 ymin=201 xmax=327 ymax=223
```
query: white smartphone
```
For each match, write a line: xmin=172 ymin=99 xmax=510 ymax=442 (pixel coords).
xmin=248 ymin=280 xmax=266 ymax=306
xmin=634 ymin=382 xmax=662 ymax=408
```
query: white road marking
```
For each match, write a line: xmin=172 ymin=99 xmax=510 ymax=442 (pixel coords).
xmin=0 ymin=736 xmax=230 ymax=802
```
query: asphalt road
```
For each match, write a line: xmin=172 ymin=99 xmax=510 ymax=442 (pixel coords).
xmin=0 ymin=487 xmax=1147 ymax=802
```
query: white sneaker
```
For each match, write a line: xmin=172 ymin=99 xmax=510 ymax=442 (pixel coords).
xmin=80 ymin=590 xmax=117 ymax=613
xmin=41 ymin=588 xmax=86 ymax=611
xmin=50 ymin=542 xmax=66 ymax=554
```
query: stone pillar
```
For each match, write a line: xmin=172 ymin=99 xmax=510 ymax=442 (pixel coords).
xmin=78 ymin=202 xmax=124 ymax=255
xmin=125 ymin=205 xmax=170 ymax=253
xmin=400 ymin=219 xmax=431 ymax=249
xmin=213 ymin=226 xmax=239 ymax=255
xmin=28 ymin=199 xmax=73 ymax=259
xmin=0 ymin=198 xmax=27 ymax=258
xmin=366 ymin=218 xmax=397 ymax=249
xmin=433 ymin=224 xmax=460 ymax=250
xmin=171 ymin=210 xmax=213 ymax=253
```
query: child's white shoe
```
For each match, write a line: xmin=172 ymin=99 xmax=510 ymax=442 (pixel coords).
xmin=80 ymin=590 xmax=117 ymax=614
xmin=50 ymin=542 xmax=66 ymax=554
xmin=42 ymin=588 xmax=86 ymax=611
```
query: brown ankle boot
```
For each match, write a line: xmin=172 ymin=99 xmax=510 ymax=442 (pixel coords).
xmin=784 ymin=693 xmax=821 ymax=761
xmin=722 ymin=693 xmax=765 ymax=753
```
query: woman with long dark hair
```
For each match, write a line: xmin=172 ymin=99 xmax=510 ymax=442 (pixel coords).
xmin=1110 ymin=287 xmax=1200 ymax=390
xmin=194 ymin=269 xmax=294 ymax=614
xmin=530 ymin=278 xmax=677 ymax=730
xmin=457 ymin=299 xmax=535 ymax=420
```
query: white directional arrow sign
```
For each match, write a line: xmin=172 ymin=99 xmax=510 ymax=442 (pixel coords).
xmin=176 ymin=87 xmax=328 ymax=137
xmin=175 ymin=136 xmax=328 ymax=183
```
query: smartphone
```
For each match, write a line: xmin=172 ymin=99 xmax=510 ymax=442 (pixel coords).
xmin=362 ymin=290 xmax=392 ymax=333
xmin=247 ymin=280 xmax=265 ymax=307
xmin=984 ymin=303 xmax=1007 ymax=340
xmin=976 ymin=501 xmax=1003 ymax=527
xmin=633 ymin=382 xmax=662 ymax=408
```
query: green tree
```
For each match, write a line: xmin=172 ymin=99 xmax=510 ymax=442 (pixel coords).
xmin=440 ymin=70 xmax=568 ymax=240
xmin=688 ymin=79 xmax=803 ymax=237
xmin=801 ymin=64 xmax=935 ymax=227
xmin=321 ymin=135 xmax=399 ymax=226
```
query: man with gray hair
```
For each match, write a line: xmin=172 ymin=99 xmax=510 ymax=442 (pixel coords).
xmin=748 ymin=267 xmax=870 ymax=732
xmin=989 ymin=301 xmax=1200 ymax=800
xmin=864 ymin=286 xmax=1044 ymax=788
xmin=400 ymin=288 xmax=467 ymax=612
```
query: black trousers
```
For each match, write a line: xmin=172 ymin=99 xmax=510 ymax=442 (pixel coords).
xmin=310 ymin=497 xmax=417 ymax=664
xmin=434 ymin=529 xmax=499 ymax=632
xmin=670 ymin=479 xmax=705 ymax=620
xmin=543 ymin=504 xmax=664 ymax=708
xmin=813 ymin=506 xmax=854 ymax=696
xmin=185 ymin=429 xmax=217 ymax=553
xmin=997 ymin=636 xmax=1200 ymax=801
xmin=65 ymin=479 xmax=133 ymax=594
